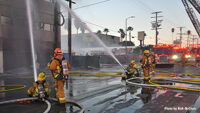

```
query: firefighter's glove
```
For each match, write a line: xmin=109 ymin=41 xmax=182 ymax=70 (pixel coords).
xmin=125 ymin=70 xmax=129 ymax=75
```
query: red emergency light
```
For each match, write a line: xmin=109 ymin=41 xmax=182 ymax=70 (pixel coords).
xmin=182 ymin=47 xmax=189 ymax=49
xmin=154 ymin=45 xmax=161 ymax=48
xmin=164 ymin=44 xmax=171 ymax=47
xmin=154 ymin=44 xmax=172 ymax=48
xmin=173 ymin=46 xmax=179 ymax=50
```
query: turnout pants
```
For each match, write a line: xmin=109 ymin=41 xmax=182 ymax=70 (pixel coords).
xmin=54 ymin=79 xmax=66 ymax=103
xmin=143 ymin=66 xmax=150 ymax=81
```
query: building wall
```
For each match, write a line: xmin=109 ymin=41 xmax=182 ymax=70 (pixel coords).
xmin=0 ymin=0 xmax=60 ymax=73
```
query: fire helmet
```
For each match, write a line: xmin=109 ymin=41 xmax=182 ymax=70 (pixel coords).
xmin=37 ymin=72 xmax=46 ymax=81
xmin=54 ymin=48 xmax=62 ymax=55
xmin=144 ymin=50 xmax=150 ymax=54
xmin=130 ymin=60 xmax=135 ymax=64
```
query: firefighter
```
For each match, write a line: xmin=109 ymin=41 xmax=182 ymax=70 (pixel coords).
xmin=150 ymin=52 xmax=156 ymax=74
xmin=181 ymin=53 xmax=186 ymax=66
xmin=125 ymin=60 xmax=139 ymax=79
xmin=49 ymin=48 xmax=70 ymax=103
xmin=27 ymin=72 xmax=50 ymax=98
xmin=141 ymin=50 xmax=151 ymax=81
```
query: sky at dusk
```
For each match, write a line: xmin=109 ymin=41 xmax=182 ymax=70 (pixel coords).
xmin=64 ymin=0 xmax=199 ymax=46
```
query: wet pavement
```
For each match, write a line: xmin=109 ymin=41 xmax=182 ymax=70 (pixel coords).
xmin=0 ymin=64 xmax=200 ymax=113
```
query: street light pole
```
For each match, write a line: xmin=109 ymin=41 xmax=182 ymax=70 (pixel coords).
xmin=125 ymin=16 xmax=134 ymax=56
xmin=125 ymin=16 xmax=134 ymax=42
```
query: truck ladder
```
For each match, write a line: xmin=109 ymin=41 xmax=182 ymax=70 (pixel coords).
xmin=182 ymin=0 xmax=200 ymax=37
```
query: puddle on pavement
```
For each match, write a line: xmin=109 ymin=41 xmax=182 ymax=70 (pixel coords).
xmin=64 ymin=70 xmax=200 ymax=113
xmin=152 ymin=79 xmax=200 ymax=89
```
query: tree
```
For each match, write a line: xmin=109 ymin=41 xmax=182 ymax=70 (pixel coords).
xmin=171 ymin=28 xmax=175 ymax=33
xmin=187 ymin=30 xmax=191 ymax=47
xmin=187 ymin=30 xmax=191 ymax=35
xmin=127 ymin=26 xmax=133 ymax=41
xmin=103 ymin=28 xmax=109 ymax=35
xmin=80 ymin=23 xmax=85 ymax=34
xmin=171 ymin=28 xmax=175 ymax=44
xmin=74 ymin=19 xmax=81 ymax=34
xmin=97 ymin=30 xmax=102 ymax=34
xmin=118 ymin=28 xmax=125 ymax=42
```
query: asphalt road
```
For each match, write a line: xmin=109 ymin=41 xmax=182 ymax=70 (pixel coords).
xmin=0 ymin=63 xmax=200 ymax=113
xmin=69 ymin=64 xmax=200 ymax=113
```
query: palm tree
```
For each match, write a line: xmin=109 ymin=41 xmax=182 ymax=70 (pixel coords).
xmin=171 ymin=28 xmax=175 ymax=43
xmin=187 ymin=30 xmax=191 ymax=47
xmin=80 ymin=23 xmax=85 ymax=34
xmin=127 ymin=26 xmax=133 ymax=41
xmin=74 ymin=19 xmax=80 ymax=34
xmin=118 ymin=28 xmax=125 ymax=42
xmin=103 ymin=28 xmax=109 ymax=35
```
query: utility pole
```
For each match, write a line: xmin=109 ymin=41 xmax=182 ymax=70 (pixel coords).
xmin=151 ymin=11 xmax=163 ymax=45
xmin=54 ymin=2 xmax=61 ymax=49
xmin=65 ymin=0 xmax=75 ymax=108
xmin=177 ymin=27 xmax=185 ymax=47
xmin=66 ymin=0 xmax=75 ymax=65
xmin=191 ymin=35 xmax=197 ymax=48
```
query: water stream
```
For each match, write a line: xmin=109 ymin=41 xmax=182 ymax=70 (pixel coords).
xmin=25 ymin=0 xmax=38 ymax=81
xmin=57 ymin=0 xmax=126 ymax=71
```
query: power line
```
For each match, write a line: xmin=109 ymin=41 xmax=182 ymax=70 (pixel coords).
xmin=73 ymin=0 xmax=111 ymax=10
xmin=83 ymin=20 xmax=118 ymax=33
xmin=66 ymin=0 xmax=117 ymax=33
xmin=134 ymin=0 xmax=184 ymax=27
xmin=134 ymin=0 xmax=154 ymax=12
xmin=62 ymin=15 xmax=119 ymax=33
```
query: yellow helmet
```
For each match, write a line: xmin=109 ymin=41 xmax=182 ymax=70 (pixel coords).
xmin=37 ymin=72 xmax=46 ymax=81
xmin=144 ymin=50 xmax=150 ymax=54
xmin=130 ymin=60 xmax=135 ymax=64
xmin=134 ymin=64 xmax=138 ymax=68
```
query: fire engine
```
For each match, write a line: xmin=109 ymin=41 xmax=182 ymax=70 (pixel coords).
xmin=152 ymin=44 xmax=174 ymax=66
xmin=172 ymin=46 xmax=191 ymax=62
xmin=192 ymin=48 xmax=200 ymax=63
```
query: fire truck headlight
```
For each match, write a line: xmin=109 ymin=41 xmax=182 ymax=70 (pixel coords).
xmin=185 ymin=55 xmax=191 ymax=58
xmin=172 ymin=55 xmax=178 ymax=59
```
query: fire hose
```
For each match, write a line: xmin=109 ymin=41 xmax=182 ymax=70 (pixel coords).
xmin=0 ymin=97 xmax=85 ymax=113
xmin=126 ymin=77 xmax=200 ymax=92
xmin=0 ymin=85 xmax=26 ymax=93
xmin=0 ymin=97 xmax=51 ymax=113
